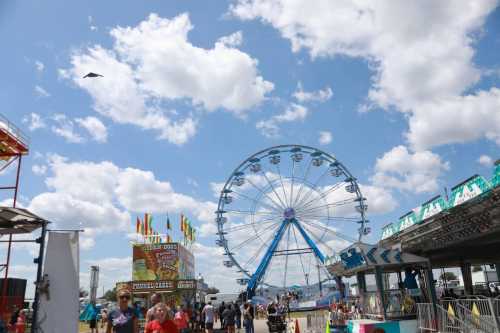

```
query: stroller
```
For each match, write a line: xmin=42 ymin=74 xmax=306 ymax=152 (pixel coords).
xmin=266 ymin=313 xmax=287 ymax=333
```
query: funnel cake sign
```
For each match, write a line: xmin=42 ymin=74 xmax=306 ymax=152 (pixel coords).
xmin=133 ymin=243 xmax=195 ymax=281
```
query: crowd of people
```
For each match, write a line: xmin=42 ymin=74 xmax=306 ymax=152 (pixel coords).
xmin=101 ymin=289 xmax=256 ymax=333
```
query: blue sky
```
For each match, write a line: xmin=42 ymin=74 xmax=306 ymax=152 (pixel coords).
xmin=2 ymin=0 xmax=500 ymax=294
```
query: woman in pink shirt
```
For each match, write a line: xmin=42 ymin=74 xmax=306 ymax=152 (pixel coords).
xmin=174 ymin=306 xmax=189 ymax=333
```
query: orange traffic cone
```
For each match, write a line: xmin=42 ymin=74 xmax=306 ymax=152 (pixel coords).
xmin=295 ymin=318 xmax=300 ymax=333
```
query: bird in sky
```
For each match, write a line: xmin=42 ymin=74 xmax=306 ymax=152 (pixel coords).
xmin=83 ymin=72 xmax=104 ymax=78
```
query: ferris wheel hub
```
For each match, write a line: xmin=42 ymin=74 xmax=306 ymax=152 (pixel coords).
xmin=283 ymin=207 xmax=296 ymax=220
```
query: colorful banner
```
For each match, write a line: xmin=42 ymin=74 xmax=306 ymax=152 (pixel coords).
xmin=414 ymin=195 xmax=448 ymax=223
xmin=449 ymin=175 xmax=490 ymax=207
xmin=398 ymin=211 xmax=417 ymax=232
xmin=133 ymin=243 xmax=195 ymax=281
xmin=117 ymin=279 xmax=197 ymax=293
xmin=178 ymin=243 xmax=195 ymax=279
xmin=381 ymin=223 xmax=397 ymax=240
xmin=492 ymin=163 xmax=500 ymax=188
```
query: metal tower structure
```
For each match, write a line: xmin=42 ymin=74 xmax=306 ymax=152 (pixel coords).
xmin=0 ymin=114 xmax=29 ymax=313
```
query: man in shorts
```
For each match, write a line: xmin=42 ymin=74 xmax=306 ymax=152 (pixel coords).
xmin=201 ymin=302 xmax=215 ymax=333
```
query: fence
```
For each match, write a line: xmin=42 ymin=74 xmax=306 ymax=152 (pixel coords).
xmin=440 ymin=297 xmax=499 ymax=332
xmin=306 ymin=311 xmax=327 ymax=333
xmin=417 ymin=302 xmax=474 ymax=333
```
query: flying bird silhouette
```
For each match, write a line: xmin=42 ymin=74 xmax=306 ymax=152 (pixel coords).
xmin=83 ymin=72 xmax=104 ymax=78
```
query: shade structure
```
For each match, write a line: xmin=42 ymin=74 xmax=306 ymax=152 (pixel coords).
xmin=0 ymin=206 xmax=48 ymax=235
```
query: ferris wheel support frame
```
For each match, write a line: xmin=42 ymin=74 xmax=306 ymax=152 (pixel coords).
xmin=246 ymin=217 xmax=326 ymax=296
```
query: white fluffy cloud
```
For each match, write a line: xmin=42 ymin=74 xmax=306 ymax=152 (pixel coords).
xmin=358 ymin=183 xmax=397 ymax=215
xmin=62 ymin=13 xmax=273 ymax=145
xmin=75 ymin=116 xmax=108 ymax=143
xmin=22 ymin=113 xmax=46 ymax=131
xmin=318 ymin=131 xmax=332 ymax=145
xmin=372 ymin=145 xmax=450 ymax=194
xmin=478 ymin=154 xmax=494 ymax=167
xmin=256 ymin=103 xmax=308 ymax=137
xmin=231 ymin=0 xmax=500 ymax=149
xmin=27 ymin=155 xmax=218 ymax=248
xmin=51 ymin=114 xmax=84 ymax=143
xmin=32 ymin=164 xmax=47 ymax=175
xmin=34 ymin=85 xmax=50 ymax=98
xmin=218 ymin=31 xmax=243 ymax=47
xmin=407 ymin=88 xmax=500 ymax=149
xmin=293 ymin=82 xmax=332 ymax=103
xmin=35 ymin=60 xmax=45 ymax=72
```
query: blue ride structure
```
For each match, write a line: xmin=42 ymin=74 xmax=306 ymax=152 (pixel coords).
xmin=215 ymin=145 xmax=368 ymax=298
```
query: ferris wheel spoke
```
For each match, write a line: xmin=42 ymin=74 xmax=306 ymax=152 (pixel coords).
xmin=231 ymin=189 xmax=283 ymax=215
xmin=245 ymin=176 xmax=285 ymax=211
xmin=300 ymin=218 xmax=357 ymax=243
xmin=259 ymin=169 xmax=288 ymax=209
xmin=275 ymin=163 xmax=289 ymax=207
xmin=294 ymin=214 xmax=359 ymax=222
xmin=224 ymin=209 xmax=281 ymax=218
xmin=290 ymin=159 xmax=296 ymax=207
xmin=291 ymin=224 xmax=308 ymax=285
xmin=295 ymin=181 xmax=345 ymax=212
xmin=283 ymin=224 xmax=291 ymax=288
xmin=243 ymin=225 xmax=281 ymax=269
xmin=295 ymin=197 xmax=357 ymax=217
xmin=292 ymin=158 xmax=313 ymax=207
xmin=294 ymin=167 xmax=330 ymax=209
xmin=299 ymin=222 xmax=335 ymax=254
xmin=223 ymin=218 xmax=278 ymax=233
xmin=297 ymin=188 xmax=357 ymax=212
xmin=230 ymin=220 xmax=283 ymax=251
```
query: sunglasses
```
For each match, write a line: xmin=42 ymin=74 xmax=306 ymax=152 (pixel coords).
xmin=119 ymin=295 xmax=130 ymax=300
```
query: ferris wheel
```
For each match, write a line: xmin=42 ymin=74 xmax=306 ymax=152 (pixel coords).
xmin=215 ymin=145 xmax=369 ymax=296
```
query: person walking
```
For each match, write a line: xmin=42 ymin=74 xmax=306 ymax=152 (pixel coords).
xmin=218 ymin=302 xmax=225 ymax=330
xmin=106 ymin=289 xmax=138 ymax=333
xmin=222 ymin=305 xmax=236 ymax=333
xmin=242 ymin=304 xmax=252 ymax=333
xmin=89 ymin=303 xmax=99 ymax=333
xmin=201 ymin=302 xmax=215 ymax=333
xmin=174 ymin=306 xmax=189 ymax=333
xmin=14 ymin=310 xmax=26 ymax=333
xmin=146 ymin=293 xmax=162 ymax=324
xmin=145 ymin=303 xmax=178 ymax=333
xmin=234 ymin=303 xmax=242 ymax=331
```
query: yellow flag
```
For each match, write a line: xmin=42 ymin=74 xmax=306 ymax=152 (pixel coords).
xmin=448 ymin=303 xmax=455 ymax=318
xmin=472 ymin=302 xmax=480 ymax=326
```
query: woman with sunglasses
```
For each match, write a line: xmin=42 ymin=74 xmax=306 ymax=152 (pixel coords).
xmin=106 ymin=289 xmax=138 ymax=333
xmin=145 ymin=303 xmax=179 ymax=333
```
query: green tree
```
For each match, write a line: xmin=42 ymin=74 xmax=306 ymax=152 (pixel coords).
xmin=103 ymin=287 xmax=117 ymax=301
xmin=440 ymin=272 xmax=458 ymax=281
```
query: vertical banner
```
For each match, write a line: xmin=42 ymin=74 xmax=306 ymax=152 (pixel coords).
xmin=38 ymin=231 xmax=79 ymax=333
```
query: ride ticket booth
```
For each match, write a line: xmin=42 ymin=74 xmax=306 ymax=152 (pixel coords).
xmin=327 ymin=242 xmax=436 ymax=333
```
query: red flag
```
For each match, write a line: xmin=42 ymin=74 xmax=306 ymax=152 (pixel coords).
xmin=136 ymin=217 xmax=141 ymax=234
xmin=144 ymin=213 xmax=149 ymax=236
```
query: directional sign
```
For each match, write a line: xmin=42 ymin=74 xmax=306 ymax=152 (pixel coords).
xmin=380 ymin=249 xmax=391 ymax=263
xmin=366 ymin=247 xmax=377 ymax=264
